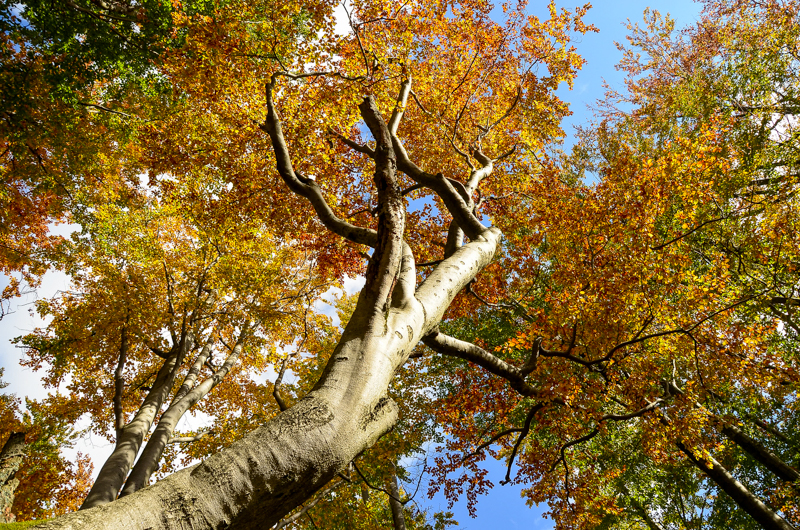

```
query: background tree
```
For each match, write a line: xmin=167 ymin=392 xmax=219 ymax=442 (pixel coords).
xmin=16 ymin=184 xmax=326 ymax=510
xmin=0 ymin=0 xmax=221 ymax=310
xmin=422 ymin=1 xmax=799 ymax=529
xmin=0 ymin=371 xmax=93 ymax=522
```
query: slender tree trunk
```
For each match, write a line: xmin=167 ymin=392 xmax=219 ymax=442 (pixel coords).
xmin=750 ymin=416 xmax=799 ymax=452
xmin=119 ymin=334 xmax=243 ymax=497
xmin=113 ymin=325 xmax=128 ymax=439
xmin=677 ymin=441 xmax=795 ymax=530
xmin=721 ymin=423 xmax=800 ymax=482
xmin=80 ymin=338 xmax=190 ymax=510
xmin=387 ymin=474 xmax=407 ymax=530
xmin=0 ymin=432 xmax=25 ymax=523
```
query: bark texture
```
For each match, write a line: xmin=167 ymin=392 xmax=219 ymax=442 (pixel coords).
xmin=388 ymin=474 xmax=407 ymax=530
xmin=120 ymin=335 xmax=243 ymax=497
xmin=0 ymin=432 xmax=25 ymax=523
xmin=721 ymin=423 xmax=800 ymax=483
xmin=34 ymin=231 xmax=499 ymax=529
xmin=81 ymin=339 xmax=190 ymax=510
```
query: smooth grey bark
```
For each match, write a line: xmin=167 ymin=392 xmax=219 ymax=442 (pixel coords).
xmin=721 ymin=423 xmax=800 ymax=483
xmin=37 ymin=79 xmax=501 ymax=529
xmin=35 ymin=230 xmax=497 ymax=527
xmin=0 ymin=432 xmax=26 ymax=523
xmin=80 ymin=338 xmax=190 ymax=510
xmin=422 ymin=330 xmax=539 ymax=396
xmin=119 ymin=334 xmax=245 ymax=497
xmin=387 ymin=474 xmax=407 ymax=530
xmin=171 ymin=335 xmax=215 ymax=405
xmin=273 ymin=479 xmax=342 ymax=529
xmin=677 ymin=441 xmax=796 ymax=530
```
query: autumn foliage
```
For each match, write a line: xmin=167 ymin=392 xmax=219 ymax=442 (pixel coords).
xmin=0 ymin=0 xmax=798 ymax=529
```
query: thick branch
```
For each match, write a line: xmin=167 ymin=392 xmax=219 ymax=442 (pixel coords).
xmin=677 ymin=441 xmax=795 ymax=530
xmin=262 ymin=79 xmax=377 ymax=247
xmin=352 ymin=95 xmax=406 ymax=317
xmin=388 ymin=80 xmax=488 ymax=240
xmin=423 ymin=331 xmax=538 ymax=397
xmin=388 ymin=473 xmax=408 ymax=530
xmin=169 ymin=431 xmax=212 ymax=444
xmin=390 ymin=242 xmax=416 ymax=309
xmin=172 ymin=335 xmax=215 ymax=404
xmin=750 ymin=416 xmax=797 ymax=449
xmin=721 ymin=423 xmax=800 ymax=482
xmin=444 ymin=222 xmax=464 ymax=258
xmin=273 ymin=356 xmax=290 ymax=412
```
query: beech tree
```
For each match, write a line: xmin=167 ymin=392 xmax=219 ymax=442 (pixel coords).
xmin=5 ymin=0 xmax=798 ymax=528
xmin=5 ymin=0 xmax=593 ymax=527
xmin=0 ymin=371 xmax=93 ymax=521
xmin=19 ymin=196 xmax=323 ymax=510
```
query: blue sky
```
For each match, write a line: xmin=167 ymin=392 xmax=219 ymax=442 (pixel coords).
xmin=421 ymin=1 xmax=702 ymax=527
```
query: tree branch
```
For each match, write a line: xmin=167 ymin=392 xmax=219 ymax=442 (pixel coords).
xmin=262 ymin=79 xmax=378 ymax=248
xmin=273 ymin=356 xmax=290 ymax=412
xmin=113 ymin=324 xmax=128 ymax=438
xmin=169 ymin=431 xmax=212 ymax=444
xmin=388 ymin=80 xmax=488 ymax=240
xmin=422 ymin=330 xmax=539 ymax=397
xmin=353 ymin=462 xmax=404 ymax=504
xmin=501 ymin=403 xmax=545 ymax=484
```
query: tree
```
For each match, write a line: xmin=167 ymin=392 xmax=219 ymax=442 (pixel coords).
xmin=12 ymin=0 xmax=797 ymax=528
xmin=0 ymin=371 xmax=94 ymax=522
xmin=16 ymin=0 xmax=592 ymax=527
xmin=420 ymin=1 xmax=799 ymax=528
xmin=0 ymin=0 xmax=218 ymax=309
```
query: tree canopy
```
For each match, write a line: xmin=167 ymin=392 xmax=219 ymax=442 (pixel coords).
xmin=0 ymin=0 xmax=798 ymax=529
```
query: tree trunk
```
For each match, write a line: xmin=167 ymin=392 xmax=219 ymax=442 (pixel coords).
xmin=387 ymin=474 xmax=407 ymax=530
xmin=113 ymin=325 xmax=128 ymax=439
xmin=38 ymin=84 xmax=502 ymax=529
xmin=81 ymin=339 xmax=190 ymax=510
xmin=119 ymin=335 xmax=244 ymax=497
xmin=677 ymin=441 xmax=795 ymax=530
xmin=33 ymin=231 xmax=500 ymax=529
xmin=721 ymin=423 xmax=800 ymax=483
xmin=0 ymin=432 xmax=26 ymax=523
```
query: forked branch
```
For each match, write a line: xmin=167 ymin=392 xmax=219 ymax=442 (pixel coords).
xmin=262 ymin=79 xmax=378 ymax=248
